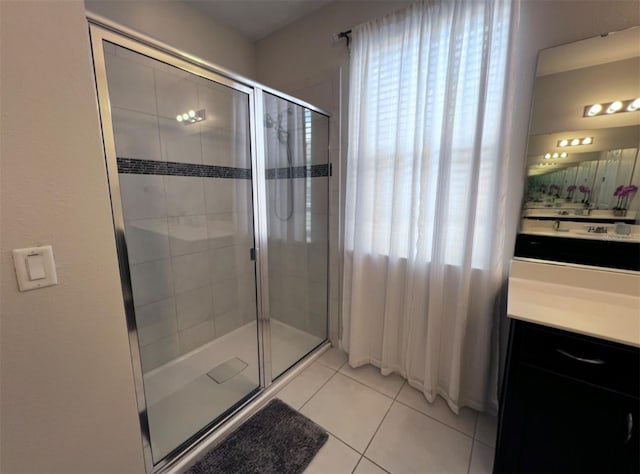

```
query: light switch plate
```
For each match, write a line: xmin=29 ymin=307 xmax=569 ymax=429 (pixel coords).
xmin=12 ymin=245 xmax=58 ymax=291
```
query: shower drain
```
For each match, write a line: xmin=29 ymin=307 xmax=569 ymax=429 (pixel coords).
xmin=207 ymin=357 xmax=248 ymax=384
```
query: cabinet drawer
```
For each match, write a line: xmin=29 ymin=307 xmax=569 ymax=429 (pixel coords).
xmin=515 ymin=321 xmax=640 ymax=397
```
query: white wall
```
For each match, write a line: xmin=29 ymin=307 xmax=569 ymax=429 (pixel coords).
xmin=256 ymin=0 xmax=411 ymax=91
xmin=85 ymin=0 xmax=257 ymax=79
xmin=0 ymin=1 xmax=145 ymax=473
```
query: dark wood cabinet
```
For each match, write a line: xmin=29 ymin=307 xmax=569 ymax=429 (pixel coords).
xmin=495 ymin=320 xmax=640 ymax=473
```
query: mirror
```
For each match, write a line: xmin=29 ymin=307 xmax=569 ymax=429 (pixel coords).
xmin=522 ymin=27 xmax=640 ymax=235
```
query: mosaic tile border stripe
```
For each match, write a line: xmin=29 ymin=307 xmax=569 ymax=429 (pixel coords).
xmin=265 ymin=164 xmax=331 ymax=179
xmin=117 ymin=157 xmax=252 ymax=179
xmin=117 ymin=158 xmax=330 ymax=180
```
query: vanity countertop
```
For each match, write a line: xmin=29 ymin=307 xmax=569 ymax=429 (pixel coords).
xmin=508 ymin=259 xmax=640 ymax=347
xmin=520 ymin=219 xmax=640 ymax=243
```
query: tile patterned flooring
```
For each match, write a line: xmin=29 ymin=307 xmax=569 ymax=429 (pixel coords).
xmin=275 ymin=348 xmax=497 ymax=474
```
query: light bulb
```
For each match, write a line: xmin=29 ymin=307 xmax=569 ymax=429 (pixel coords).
xmin=581 ymin=137 xmax=592 ymax=145
xmin=559 ymin=139 xmax=568 ymax=147
xmin=587 ymin=104 xmax=602 ymax=116
xmin=560 ymin=152 xmax=567 ymax=158
xmin=570 ymin=138 xmax=580 ymax=146
xmin=607 ymin=101 xmax=623 ymax=113
xmin=188 ymin=110 xmax=196 ymax=118
xmin=182 ymin=113 xmax=189 ymax=121
xmin=552 ymin=153 xmax=559 ymax=159
xmin=627 ymin=98 xmax=640 ymax=112
xmin=544 ymin=153 xmax=551 ymax=159
xmin=176 ymin=114 xmax=183 ymax=122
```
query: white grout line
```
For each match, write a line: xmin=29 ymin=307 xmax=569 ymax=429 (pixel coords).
xmin=314 ymin=352 xmax=348 ymax=371
xmin=294 ymin=370 xmax=382 ymax=457
xmin=297 ymin=365 xmax=341 ymax=412
xmin=363 ymin=456 xmax=392 ymax=474
xmin=467 ymin=440 xmax=476 ymax=474
xmin=336 ymin=366 xmax=405 ymax=400
xmin=472 ymin=410 xmax=480 ymax=438
xmin=296 ymin=360 xmax=495 ymax=474
xmin=355 ymin=379 xmax=403 ymax=463
xmin=319 ymin=428 xmax=361 ymax=456
xmin=392 ymin=397 xmax=476 ymax=439
xmin=288 ymin=366 xmax=339 ymax=411
xmin=352 ymin=455 xmax=364 ymax=473
xmin=396 ymin=400 xmax=474 ymax=440
xmin=475 ymin=438 xmax=496 ymax=449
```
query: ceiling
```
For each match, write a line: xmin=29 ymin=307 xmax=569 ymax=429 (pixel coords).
xmin=184 ymin=0 xmax=335 ymax=41
xmin=537 ymin=26 xmax=640 ymax=77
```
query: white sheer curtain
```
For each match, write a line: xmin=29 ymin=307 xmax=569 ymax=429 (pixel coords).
xmin=342 ymin=0 xmax=517 ymax=413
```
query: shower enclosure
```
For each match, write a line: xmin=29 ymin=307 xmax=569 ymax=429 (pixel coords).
xmin=89 ymin=21 xmax=329 ymax=471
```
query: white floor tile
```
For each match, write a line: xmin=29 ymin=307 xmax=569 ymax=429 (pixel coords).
xmin=301 ymin=373 xmax=393 ymax=453
xmin=366 ymin=402 xmax=473 ymax=474
xmin=277 ymin=362 xmax=335 ymax=410
xmin=396 ymin=384 xmax=478 ymax=436
xmin=303 ymin=434 xmax=360 ymax=474
xmin=354 ymin=457 xmax=389 ymax=474
xmin=339 ymin=364 xmax=405 ymax=399
xmin=316 ymin=347 xmax=348 ymax=370
xmin=475 ymin=413 xmax=498 ymax=448
xmin=469 ymin=441 xmax=495 ymax=474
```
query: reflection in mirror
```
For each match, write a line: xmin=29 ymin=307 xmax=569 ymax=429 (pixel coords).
xmin=521 ymin=26 xmax=640 ymax=243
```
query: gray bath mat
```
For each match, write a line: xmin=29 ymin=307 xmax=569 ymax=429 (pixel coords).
xmin=186 ymin=399 xmax=328 ymax=474
xmin=207 ymin=357 xmax=248 ymax=384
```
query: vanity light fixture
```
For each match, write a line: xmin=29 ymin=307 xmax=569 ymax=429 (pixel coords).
xmin=543 ymin=152 xmax=568 ymax=159
xmin=176 ymin=109 xmax=206 ymax=125
xmin=628 ymin=98 xmax=640 ymax=112
xmin=607 ymin=101 xmax=623 ymax=114
xmin=586 ymin=103 xmax=603 ymax=116
xmin=556 ymin=137 xmax=594 ymax=147
xmin=583 ymin=98 xmax=640 ymax=117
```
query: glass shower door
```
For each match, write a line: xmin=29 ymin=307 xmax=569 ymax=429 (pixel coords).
xmin=263 ymin=92 xmax=330 ymax=378
xmin=98 ymin=40 xmax=260 ymax=463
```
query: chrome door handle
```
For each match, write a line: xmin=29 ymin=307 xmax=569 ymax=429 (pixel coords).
xmin=555 ymin=348 xmax=606 ymax=365
xmin=625 ymin=413 xmax=633 ymax=444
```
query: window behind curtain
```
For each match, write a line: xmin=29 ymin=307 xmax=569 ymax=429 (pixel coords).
xmin=347 ymin=0 xmax=511 ymax=269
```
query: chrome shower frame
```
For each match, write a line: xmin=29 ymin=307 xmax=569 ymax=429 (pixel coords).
xmin=87 ymin=14 xmax=331 ymax=473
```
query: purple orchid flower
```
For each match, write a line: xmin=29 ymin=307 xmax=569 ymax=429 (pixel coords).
xmin=622 ymin=184 xmax=638 ymax=196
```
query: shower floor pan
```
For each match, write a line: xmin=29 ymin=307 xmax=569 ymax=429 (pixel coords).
xmin=142 ymin=319 xmax=323 ymax=461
